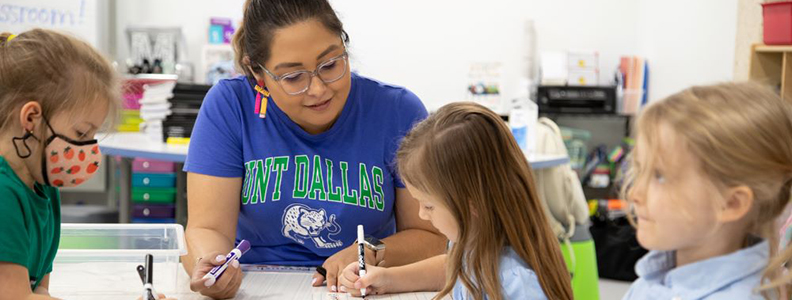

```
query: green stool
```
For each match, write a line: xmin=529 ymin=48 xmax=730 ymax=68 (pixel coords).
xmin=559 ymin=224 xmax=600 ymax=300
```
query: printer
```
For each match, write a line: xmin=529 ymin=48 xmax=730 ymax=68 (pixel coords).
xmin=537 ymin=85 xmax=617 ymax=114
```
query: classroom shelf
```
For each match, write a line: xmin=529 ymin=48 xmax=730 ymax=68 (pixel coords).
xmin=754 ymin=45 xmax=792 ymax=53
xmin=749 ymin=44 xmax=792 ymax=100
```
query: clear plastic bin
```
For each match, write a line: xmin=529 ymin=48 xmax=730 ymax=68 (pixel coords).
xmin=50 ymin=223 xmax=187 ymax=296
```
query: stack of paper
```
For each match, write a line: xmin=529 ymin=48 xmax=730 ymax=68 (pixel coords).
xmin=139 ymin=82 xmax=176 ymax=142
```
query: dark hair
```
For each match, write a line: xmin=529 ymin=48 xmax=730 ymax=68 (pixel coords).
xmin=233 ymin=0 xmax=349 ymax=77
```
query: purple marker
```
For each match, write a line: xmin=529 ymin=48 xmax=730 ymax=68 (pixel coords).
xmin=203 ymin=240 xmax=250 ymax=287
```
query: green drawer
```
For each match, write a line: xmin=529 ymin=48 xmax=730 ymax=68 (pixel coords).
xmin=132 ymin=187 xmax=177 ymax=203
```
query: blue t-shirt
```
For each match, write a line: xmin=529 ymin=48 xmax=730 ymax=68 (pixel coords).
xmin=184 ymin=73 xmax=427 ymax=266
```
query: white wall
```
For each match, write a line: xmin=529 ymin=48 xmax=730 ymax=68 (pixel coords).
xmin=637 ymin=0 xmax=739 ymax=102
xmin=332 ymin=0 xmax=643 ymax=111
xmin=110 ymin=0 xmax=739 ymax=109
xmin=734 ymin=0 xmax=763 ymax=81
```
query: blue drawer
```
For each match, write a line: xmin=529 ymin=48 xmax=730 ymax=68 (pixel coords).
xmin=132 ymin=173 xmax=176 ymax=188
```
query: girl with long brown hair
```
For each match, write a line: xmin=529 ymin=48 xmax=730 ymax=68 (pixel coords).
xmin=338 ymin=102 xmax=573 ymax=300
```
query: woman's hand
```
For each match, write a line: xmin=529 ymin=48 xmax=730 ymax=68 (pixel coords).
xmin=337 ymin=262 xmax=390 ymax=297
xmin=188 ymin=253 xmax=244 ymax=299
xmin=311 ymin=244 xmax=376 ymax=292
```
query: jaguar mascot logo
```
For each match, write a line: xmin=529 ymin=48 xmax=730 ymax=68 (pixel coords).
xmin=281 ymin=203 xmax=343 ymax=249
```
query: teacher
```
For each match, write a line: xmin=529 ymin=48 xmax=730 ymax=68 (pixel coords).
xmin=181 ymin=0 xmax=447 ymax=298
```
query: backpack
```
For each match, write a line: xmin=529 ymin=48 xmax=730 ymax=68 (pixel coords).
xmin=533 ymin=117 xmax=589 ymax=242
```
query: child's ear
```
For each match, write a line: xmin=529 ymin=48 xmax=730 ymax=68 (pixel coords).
xmin=18 ymin=101 xmax=42 ymax=132
xmin=718 ymin=185 xmax=754 ymax=223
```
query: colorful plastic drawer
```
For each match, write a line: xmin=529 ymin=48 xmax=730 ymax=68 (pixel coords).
xmin=132 ymin=187 xmax=176 ymax=204
xmin=133 ymin=159 xmax=176 ymax=173
xmin=132 ymin=218 xmax=177 ymax=224
xmin=133 ymin=204 xmax=175 ymax=219
xmin=132 ymin=173 xmax=176 ymax=188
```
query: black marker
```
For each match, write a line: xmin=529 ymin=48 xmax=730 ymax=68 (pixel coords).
xmin=141 ymin=254 xmax=156 ymax=300
xmin=357 ymin=225 xmax=366 ymax=297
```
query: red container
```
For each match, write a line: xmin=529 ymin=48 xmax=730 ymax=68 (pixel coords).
xmin=764 ymin=1 xmax=792 ymax=45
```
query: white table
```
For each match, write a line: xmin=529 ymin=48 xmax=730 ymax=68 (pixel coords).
xmin=49 ymin=263 xmax=443 ymax=300
xmin=98 ymin=133 xmax=570 ymax=223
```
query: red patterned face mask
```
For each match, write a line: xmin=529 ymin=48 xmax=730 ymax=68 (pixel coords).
xmin=12 ymin=117 xmax=102 ymax=188
xmin=43 ymin=137 xmax=101 ymax=187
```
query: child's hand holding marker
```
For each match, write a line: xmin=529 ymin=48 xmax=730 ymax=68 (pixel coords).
xmin=189 ymin=240 xmax=250 ymax=299
xmin=311 ymin=233 xmax=379 ymax=292
xmin=335 ymin=225 xmax=388 ymax=297
xmin=338 ymin=262 xmax=389 ymax=297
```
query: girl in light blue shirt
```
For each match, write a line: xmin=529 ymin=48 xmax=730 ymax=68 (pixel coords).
xmin=337 ymin=102 xmax=574 ymax=300
xmin=622 ymin=82 xmax=792 ymax=300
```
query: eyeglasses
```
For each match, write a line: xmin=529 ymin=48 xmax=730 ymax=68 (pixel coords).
xmin=258 ymin=52 xmax=349 ymax=95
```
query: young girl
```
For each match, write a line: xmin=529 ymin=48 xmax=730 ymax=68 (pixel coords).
xmin=622 ymin=82 xmax=792 ymax=299
xmin=338 ymin=102 xmax=573 ymax=300
xmin=0 ymin=29 xmax=127 ymax=299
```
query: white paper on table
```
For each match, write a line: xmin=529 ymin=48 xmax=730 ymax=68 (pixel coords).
xmin=312 ymin=292 xmax=440 ymax=300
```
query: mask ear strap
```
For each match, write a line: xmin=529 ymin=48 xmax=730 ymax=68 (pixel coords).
xmin=11 ymin=130 xmax=38 ymax=159
xmin=42 ymin=115 xmax=55 ymax=135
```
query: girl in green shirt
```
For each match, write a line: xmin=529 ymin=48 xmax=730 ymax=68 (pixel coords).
xmin=0 ymin=29 xmax=133 ymax=300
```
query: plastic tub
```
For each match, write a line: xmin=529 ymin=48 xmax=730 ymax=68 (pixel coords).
xmin=764 ymin=1 xmax=792 ymax=45
xmin=51 ymin=223 xmax=187 ymax=296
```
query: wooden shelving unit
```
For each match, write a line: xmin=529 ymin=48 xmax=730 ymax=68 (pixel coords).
xmin=749 ymin=44 xmax=792 ymax=100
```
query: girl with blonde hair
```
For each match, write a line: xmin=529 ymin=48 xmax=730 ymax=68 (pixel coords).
xmin=622 ymin=82 xmax=792 ymax=299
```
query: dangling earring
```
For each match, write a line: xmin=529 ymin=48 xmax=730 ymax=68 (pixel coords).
xmin=11 ymin=130 xmax=38 ymax=159
xmin=254 ymin=79 xmax=269 ymax=119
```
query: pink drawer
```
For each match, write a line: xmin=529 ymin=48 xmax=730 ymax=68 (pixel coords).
xmin=132 ymin=159 xmax=175 ymax=173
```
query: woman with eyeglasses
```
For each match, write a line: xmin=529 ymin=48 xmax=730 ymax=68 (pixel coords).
xmin=180 ymin=0 xmax=447 ymax=298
